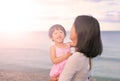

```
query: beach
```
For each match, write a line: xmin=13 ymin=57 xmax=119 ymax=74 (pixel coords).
xmin=0 ymin=69 xmax=120 ymax=81
xmin=0 ymin=69 xmax=50 ymax=81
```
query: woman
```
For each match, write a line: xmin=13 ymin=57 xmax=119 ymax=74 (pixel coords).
xmin=58 ymin=15 xmax=103 ymax=81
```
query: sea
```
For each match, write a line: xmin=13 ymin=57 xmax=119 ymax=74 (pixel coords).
xmin=0 ymin=31 xmax=120 ymax=79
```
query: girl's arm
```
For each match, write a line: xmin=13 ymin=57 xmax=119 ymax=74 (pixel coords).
xmin=50 ymin=46 xmax=71 ymax=64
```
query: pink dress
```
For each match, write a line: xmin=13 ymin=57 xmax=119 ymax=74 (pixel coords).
xmin=50 ymin=46 xmax=70 ymax=78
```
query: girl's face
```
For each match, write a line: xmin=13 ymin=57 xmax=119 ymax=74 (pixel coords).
xmin=70 ymin=25 xmax=77 ymax=46
xmin=52 ymin=29 xmax=65 ymax=43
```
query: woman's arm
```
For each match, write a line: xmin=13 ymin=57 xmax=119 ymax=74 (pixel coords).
xmin=58 ymin=54 xmax=79 ymax=81
xmin=50 ymin=46 xmax=71 ymax=64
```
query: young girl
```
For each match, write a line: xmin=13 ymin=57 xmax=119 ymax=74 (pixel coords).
xmin=48 ymin=24 xmax=72 ymax=81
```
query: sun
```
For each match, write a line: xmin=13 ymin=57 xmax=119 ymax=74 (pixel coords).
xmin=0 ymin=0 xmax=34 ymax=32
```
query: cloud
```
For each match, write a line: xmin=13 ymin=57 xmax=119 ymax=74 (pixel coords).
xmin=32 ymin=0 xmax=120 ymax=31
xmin=85 ymin=0 xmax=102 ymax=3
xmin=99 ymin=11 xmax=120 ymax=23
xmin=34 ymin=0 xmax=68 ymax=6
xmin=34 ymin=16 xmax=73 ymax=21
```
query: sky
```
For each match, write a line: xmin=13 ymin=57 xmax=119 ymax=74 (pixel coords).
xmin=0 ymin=0 xmax=120 ymax=32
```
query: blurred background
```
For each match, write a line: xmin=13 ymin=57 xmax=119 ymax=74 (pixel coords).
xmin=0 ymin=0 xmax=120 ymax=79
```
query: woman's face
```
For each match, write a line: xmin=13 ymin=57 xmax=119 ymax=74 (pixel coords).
xmin=70 ymin=25 xmax=77 ymax=46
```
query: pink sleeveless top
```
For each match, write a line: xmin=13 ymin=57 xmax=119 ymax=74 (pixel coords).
xmin=50 ymin=46 xmax=70 ymax=78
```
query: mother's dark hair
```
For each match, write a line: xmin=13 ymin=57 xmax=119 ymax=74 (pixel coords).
xmin=74 ymin=15 xmax=103 ymax=58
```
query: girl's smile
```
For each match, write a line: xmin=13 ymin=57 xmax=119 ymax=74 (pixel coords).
xmin=52 ymin=29 xmax=65 ymax=43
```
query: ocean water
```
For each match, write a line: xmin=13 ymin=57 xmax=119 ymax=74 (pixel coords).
xmin=92 ymin=31 xmax=120 ymax=79
xmin=0 ymin=31 xmax=120 ymax=79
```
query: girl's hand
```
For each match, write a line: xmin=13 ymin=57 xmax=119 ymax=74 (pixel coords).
xmin=65 ymin=52 xmax=72 ymax=59
xmin=66 ymin=42 xmax=76 ymax=47
xmin=66 ymin=42 xmax=71 ymax=47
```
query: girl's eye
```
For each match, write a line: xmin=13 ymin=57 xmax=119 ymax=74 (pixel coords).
xmin=54 ymin=32 xmax=57 ymax=35
xmin=60 ymin=31 xmax=63 ymax=33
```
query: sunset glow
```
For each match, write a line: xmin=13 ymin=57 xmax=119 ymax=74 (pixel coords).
xmin=0 ymin=0 xmax=120 ymax=32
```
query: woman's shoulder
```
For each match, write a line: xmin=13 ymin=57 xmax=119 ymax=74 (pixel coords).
xmin=69 ymin=52 xmax=81 ymax=59
xmin=72 ymin=52 xmax=84 ymax=57
xmin=65 ymin=52 xmax=83 ymax=67
xmin=68 ymin=52 xmax=87 ymax=65
xmin=69 ymin=52 xmax=85 ymax=60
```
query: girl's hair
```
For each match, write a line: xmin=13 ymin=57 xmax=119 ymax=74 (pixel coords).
xmin=74 ymin=15 xmax=103 ymax=58
xmin=48 ymin=24 xmax=66 ymax=38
